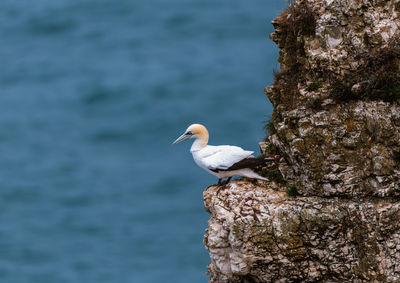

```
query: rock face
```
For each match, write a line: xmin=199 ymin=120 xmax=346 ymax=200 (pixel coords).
xmin=204 ymin=0 xmax=400 ymax=281
xmin=269 ymin=100 xmax=400 ymax=197
xmin=204 ymin=182 xmax=400 ymax=282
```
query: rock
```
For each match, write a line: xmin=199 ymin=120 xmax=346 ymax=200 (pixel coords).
xmin=203 ymin=0 xmax=400 ymax=281
xmin=266 ymin=0 xmax=400 ymax=197
xmin=204 ymin=181 xmax=400 ymax=282
xmin=271 ymin=100 xmax=400 ymax=197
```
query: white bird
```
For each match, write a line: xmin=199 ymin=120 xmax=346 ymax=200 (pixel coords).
xmin=172 ymin=123 xmax=268 ymax=185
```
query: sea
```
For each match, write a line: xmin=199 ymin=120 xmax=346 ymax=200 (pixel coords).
xmin=0 ymin=0 xmax=286 ymax=282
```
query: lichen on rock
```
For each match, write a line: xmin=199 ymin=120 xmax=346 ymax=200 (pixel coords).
xmin=204 ymin=182 xmax=400 ymax=282
xmin=272 ymin=100 xmax=400 ymax=197
xmin=265 ymin=0 xmax=400 ymax=197
xmin=203 ymin=0 xmax=400 ymax=281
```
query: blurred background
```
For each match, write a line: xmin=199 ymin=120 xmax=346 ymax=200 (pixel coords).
xmin=0 ymin=0 xmax=285 ymax=282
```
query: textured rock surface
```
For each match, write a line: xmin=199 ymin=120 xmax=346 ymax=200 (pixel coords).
xmin=204 ymin=181 xmax=400 ymax=282
xmin=270 ymin=100 xmax=400 ymax=197
xmin=204 ymin=0 xmax=400 ymax=281
xmin=265 ymin=0 xmax=400 ymax=197
xmin=267 ymin=0 xmax=400 ymax=108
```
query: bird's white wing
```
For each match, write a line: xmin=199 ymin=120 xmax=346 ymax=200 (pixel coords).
xmin=201 ymin=145 xmax=254 ymax=171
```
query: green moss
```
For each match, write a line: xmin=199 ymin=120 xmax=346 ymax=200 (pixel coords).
xmin=258 ymin=141 xmax=273 ymax=158
xmin=232 ymin=223 xmax=241 ymax=237
xmin=263 ymin=118 xmax=276 ymax=135
xmin=261 ymin=168 xmax=285 ymax=184
xmin=263 ymin=142 xmax=272 ymax=153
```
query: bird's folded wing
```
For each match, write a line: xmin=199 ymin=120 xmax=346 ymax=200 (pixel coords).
xmin=202 ymin=146 xmax=254 ymax=171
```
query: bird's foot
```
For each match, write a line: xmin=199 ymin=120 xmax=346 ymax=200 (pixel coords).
xmin=216 ymin=178 xmax=230 ymax=195
xmin=221 ymin=177 xmax=232 ymax=186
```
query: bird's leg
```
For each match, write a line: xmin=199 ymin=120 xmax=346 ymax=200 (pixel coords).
xmin=217 ymin=179 xmax=222 ymax=186
xmin=220 ymin=177 xmax=232 ymax=186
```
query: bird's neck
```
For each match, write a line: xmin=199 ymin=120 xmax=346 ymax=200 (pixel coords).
xmin=190 ymin=137 xmax=208 ymax=152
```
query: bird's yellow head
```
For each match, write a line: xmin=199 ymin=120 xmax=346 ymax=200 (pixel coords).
xmin=172 ymin=123 xmax=209 ymax=145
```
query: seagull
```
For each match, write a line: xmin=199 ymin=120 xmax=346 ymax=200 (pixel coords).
xmin=172 ymin=123 xmax=268 ymax=185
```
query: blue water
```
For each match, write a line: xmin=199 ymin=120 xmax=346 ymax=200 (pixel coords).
xmin=0 ymin=0 xmax=285 ymax=282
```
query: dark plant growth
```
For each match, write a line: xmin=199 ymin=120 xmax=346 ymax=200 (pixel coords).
xmin=331 ymin=37 xmax=400 ymax=102
xmin=306 ymin=81 xmax=322 ymax=91
xmin=286 ymin=186 xmax=299 ymax=197
xmin=263 ymin=118 xmax=276 ymax=135
xmin=269 ymin=2 xmax=316 ymax=110
xmin=394 ymin=151 xmax=400 ymax=163
xmin=261 ymin=168 xmax=285 ymax=184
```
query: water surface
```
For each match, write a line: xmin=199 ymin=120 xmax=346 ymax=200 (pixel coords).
xmin=0 ymin=0 xmax=285 ymax=282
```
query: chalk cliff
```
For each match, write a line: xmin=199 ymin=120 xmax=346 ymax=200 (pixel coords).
xmin=204 ymin=0 xmax=400 ymax=281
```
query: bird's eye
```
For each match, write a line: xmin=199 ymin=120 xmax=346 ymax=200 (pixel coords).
xmin=186 ymin=131 xmax=193 ymax=135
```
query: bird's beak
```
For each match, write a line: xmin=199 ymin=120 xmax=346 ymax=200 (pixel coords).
xmin=172 ymin=133 xmax=190 ymax=145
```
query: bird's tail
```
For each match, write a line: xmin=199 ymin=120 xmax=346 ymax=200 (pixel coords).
xmin=239 ymin=169 xmax=269 ymax=181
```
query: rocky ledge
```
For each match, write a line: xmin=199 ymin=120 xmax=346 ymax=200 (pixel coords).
xmin=204 ymin=181 xmax=400 ymax=282
xmin=203 ymin=0 xmax=400 ymax=281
